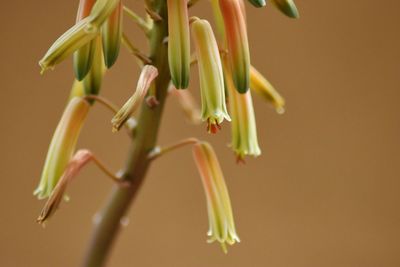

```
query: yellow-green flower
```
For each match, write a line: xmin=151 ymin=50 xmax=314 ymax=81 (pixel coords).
xmin=192 ymin=142 xmax=240 ymax=253
xmin=247 ymin=0 xmax=266 ymax=8
xmin=34 ymin=97 xmax=90 ymax=199
xmin=250 ymin=66 xmax=285 ymax=114
xmin=191 ymin=18 xmax=230 ymax=133
xmin=219 ymin=0 xmax=250 ymax=93
xmin=225 ymin=62 xmax=261 ymax=160
xmin=167 ymin=0 xmax=191 ymax=89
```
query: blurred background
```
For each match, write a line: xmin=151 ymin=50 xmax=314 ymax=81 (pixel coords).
xmin=1 ymin=0 xmax=400 ymax=266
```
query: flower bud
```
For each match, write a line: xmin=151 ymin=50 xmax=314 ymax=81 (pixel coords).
xmin=250 ymin=66 xmax=285 ymax=114
xmin=191 ymin=19 xmax=230 ymax=133
xmin=247 ymin=0 xmax=266 ymax=8
xmin=39 ymin=0 xmax=121 ymax=73
xmin=112 ymin=65 xmax=158 ymax=132
xmin=102 ymin=0 xmax=123 ymax=68
xmin=272 ymin=0 xmax=299 ymax=18
xmin=167 ymin=0 xmax=191 ymax=89
xmin=34 ymin=97 xmax=90 ymax=199
xmin=225 ymin=62 xmax=261 ymax=160
xmin=73 ymin=0 xmax=97 ymax=80
xmin=192 ymin=142 xmax=240 ymax=253
xmin=219 ymin=0 xmax=250 ymax=93
xmin=82 ymin=37 xmax=106 ymax=100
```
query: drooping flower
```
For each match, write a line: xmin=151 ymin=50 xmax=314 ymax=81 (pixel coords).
xmin=250 ymin=66 xmax=285 ymax=114
xmin=191 ymin=18 xmax=230 ymax=133
xmin=101 ymin=0 xmax=123 ymax=68
xmin=192 ymin=141 xmax=240 ymax=253
xmin=272 ymin=0 xmax=299 ymax=18
xmin=167 ymin=0 xmax=191 ymax=89
xmin=219 ymin=0 xmax=250 ymax=93
xmin=225 ymin=62 xmax=261 ymax=160
xmin=112 ymin=65 xmax=159 ymax=132
xmin=37 ymin=149 xmax=93 ymax=223
xmin=39 ymin=0 xmax=121 ymax=73
xmin=34 ymin=97 xmax=90 ymax=199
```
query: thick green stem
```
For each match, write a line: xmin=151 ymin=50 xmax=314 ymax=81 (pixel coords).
xmin=81 ymin=2 xmax=170 ymax=266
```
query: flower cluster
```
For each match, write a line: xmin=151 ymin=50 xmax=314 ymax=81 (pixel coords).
xmin=35 ymin=0 xmax=298 ymax=253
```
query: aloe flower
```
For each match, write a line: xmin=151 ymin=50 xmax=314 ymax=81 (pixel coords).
xmin=112 ymin=65 xmax=159 ymax=131
xmin=219 ymin=0 xmax=250 ymax=93
xmin=225 ymin=63 xmax=261 ymax=160
xmin=191 ymin=18 xmax=230 ymax=133
xmin=272 ymin=0 xmax=299 ymax=18
xmin=39 ymin=0 xmax=120 ymax=73
xmin=37 ymin=150 xmax=93 ymax=223
xmin=34 ymin=97 xmax=90 ymax=199
xmin=167 ymin=0 xmax=191 ymax=89
xmin=102 ymin=0 xmax=123 ymax=68
xmin=192 ymin=142 xmax=240 ymax=253
xmin=250 ymin=66 xmax=285 ymax=114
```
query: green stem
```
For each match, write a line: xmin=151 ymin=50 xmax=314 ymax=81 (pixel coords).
xmin=81 ymin=2 xmax=170 ymax=266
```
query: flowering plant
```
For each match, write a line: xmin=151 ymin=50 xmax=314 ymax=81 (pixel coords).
xmin=35 ymin=0 xmax=298 ymax=264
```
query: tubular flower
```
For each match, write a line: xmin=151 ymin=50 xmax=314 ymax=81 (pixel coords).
xmin=192 ymin=142 xmax=240 ymax=253
xmin=102 ymin=0 xmax=123 ymax=68
xmin=34 ymin=97 xmax=90 ymax=199
xmin=191 ymin=18 xmax=230 ymax=133
xmin=73 ymin=0 xmax=97 ymax=80
xmin=225 ymin=63 xmax=261 ymax=160
xmin=39 ymin=0 xmax=120 ymax=73
xmin=272 ymin=0 xmax=299 ymax=18
xmin=167 ymin=0 xmax=191 ymax=89
xmin=219 ymin=0 xmax=250 ymax=93
xmin=250 ymin=66 xmax=285 ymax=114
xmin=112 ymin=65 xmax=159 ymax=131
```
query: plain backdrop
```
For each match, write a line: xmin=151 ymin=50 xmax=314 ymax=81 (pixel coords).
xmin=1 ymin=0 xmax=400 ymax=266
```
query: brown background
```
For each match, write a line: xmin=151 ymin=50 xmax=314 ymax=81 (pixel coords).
xmin=1 ymin=0 xmax=400 ymax=266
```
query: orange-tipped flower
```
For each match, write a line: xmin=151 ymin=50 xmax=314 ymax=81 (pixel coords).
xmin=250 ymin=66 xmax=285 ymax=114
xmin=34 ymin=97 xmax=90 ymax=199
xmin=191 ymin=18 xmax=230 ymax=133
xmin=167 ymin=0 xmax=191 ymax=89
xmin=102 ymin=0 xmax=123 ymax=68
xmin=272 ymin=0 xmax=299 ymax=18
xmin=219 ymin=0 xmax=250 ymax=93
xmin=225 ymin=63 xmax=261 ymax=160
xmin=192 ymin=142 xmax=240 ymax=253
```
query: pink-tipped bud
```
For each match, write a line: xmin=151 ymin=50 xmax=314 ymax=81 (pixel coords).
xmin=219 ymin=0 xmax=250 ymax=93
xmin=102 ymin=1 xmax=123 ymax=68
